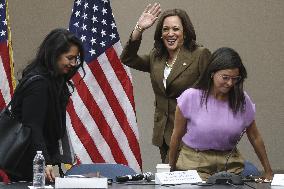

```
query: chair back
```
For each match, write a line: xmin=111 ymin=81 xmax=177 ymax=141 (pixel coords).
xmin=242 ymin=160 xmax=260 ymax=177
xmin=65 ymin=163 xmax=136 ymax=181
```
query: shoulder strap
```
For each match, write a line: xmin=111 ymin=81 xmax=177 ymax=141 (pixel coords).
xmin=18 ymin=75 xmax=45 ymax=93
xmin=6 ymin=75 xmax=45 ymax=108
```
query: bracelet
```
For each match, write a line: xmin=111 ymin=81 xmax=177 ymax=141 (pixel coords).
xmin=135 ymin=24 xmax=144 ymax=33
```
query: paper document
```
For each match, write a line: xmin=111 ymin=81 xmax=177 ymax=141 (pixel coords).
xmin=155 ymin=170 xmax=202 ymax=185
xmin=28 ymin=185 xmax=53 ymax=189
xmin=272 ymin=174 xmax=284 ymax=186
xmin=55 ymin=177 xmax=108 ymax=188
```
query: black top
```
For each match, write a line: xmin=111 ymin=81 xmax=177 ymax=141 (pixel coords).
xmin=9 ymin=72 xmax=70 ymax=181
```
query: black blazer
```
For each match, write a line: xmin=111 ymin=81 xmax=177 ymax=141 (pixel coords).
xmin=10 ymin=73 xmax=72 ymax=181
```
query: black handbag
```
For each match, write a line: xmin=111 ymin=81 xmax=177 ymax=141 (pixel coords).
xmin=0 ymin=75 xmax=43 ymax=175
xmin=0 ymin=104 xmax=31 ymax=175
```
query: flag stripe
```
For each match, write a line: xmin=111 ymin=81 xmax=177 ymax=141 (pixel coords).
xmin=88 ymin=59 xmax=142 ymax=167
xmin=112 ymin=42 xmax=133 ymax=84
xmin=71 ymin=63 xmax=140 ymax=172
xmin=66 ymin=113 xmax=93 ymax=163
xmin=0 ymin=92 xmax=5 ymax=109
xmin=71 ymin=70 xmax=129 ymax=165
xmin=67 ymin=98 xmax=105 ymax=163
xmin=97 ymin=52 xmax=138 ymax=138
xmin=0 ymin=0 xmax=15 ymax=111
xmin=68 ymin=0 xmax=142 ymax=172
xmin=69 ymin=86 xmax=117 ymax=163
xmin=105 ymin=47 xmax=135 ymax=109
xmin=0 ymin=44 xmax=12 ymax=106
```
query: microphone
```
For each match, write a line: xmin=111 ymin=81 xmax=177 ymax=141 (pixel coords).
xmin=116 ymin=172 xmax=153 ymax=182
xmin=207 ymin=129 xmax=246 ymax=185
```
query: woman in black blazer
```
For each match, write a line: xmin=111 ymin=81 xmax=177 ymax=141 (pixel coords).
xmin=9 ymin=28 xmax=85 ymax=182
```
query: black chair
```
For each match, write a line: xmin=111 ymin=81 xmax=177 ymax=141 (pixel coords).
xmin=65 ymin=163 xmax=136 ymax=181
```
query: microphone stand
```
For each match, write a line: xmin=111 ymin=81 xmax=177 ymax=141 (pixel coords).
xmin=207 ymin=129 xmax=246 ymax=185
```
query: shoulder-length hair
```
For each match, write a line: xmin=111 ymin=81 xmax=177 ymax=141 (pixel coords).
xmin=194 ymin=47 xmax=247 ymax=114
xmin=22 ymin=28 xmax=85 ymax=88
xmin=153 ymin=9 xmax=197 ymax=58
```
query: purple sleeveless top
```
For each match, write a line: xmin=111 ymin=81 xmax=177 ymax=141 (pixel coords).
xmin=177 ymin=88 xmax=255 ymax=151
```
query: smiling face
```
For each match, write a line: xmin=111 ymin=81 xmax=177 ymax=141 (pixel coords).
xmin=212 ymin=68 xmax=240 ymax=97
xmin=161 ymin=16 xmax=184 ymax=53
xmin=56 ymin=45 xmax=80 ymax=75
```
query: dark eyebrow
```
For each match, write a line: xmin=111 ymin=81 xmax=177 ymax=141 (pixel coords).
xmin=222 ymin=74 xmax=240 ymax=78
xmin=66 ymin=55 xmax=78 ymax=58
xmin=163 ymin=25 xmax=181 ymax=28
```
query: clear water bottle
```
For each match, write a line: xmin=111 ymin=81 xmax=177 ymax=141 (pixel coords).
xmin=33 ymin=151 xmax=45 ymax=188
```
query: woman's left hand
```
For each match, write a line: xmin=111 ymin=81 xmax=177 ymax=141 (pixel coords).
xmin=263 ymin=171 xmax=273 ymax=181
xmin=255 ymin=172 xmax=273 ymax=183
xmin=45 ymin=165 xmax=55 ymax=183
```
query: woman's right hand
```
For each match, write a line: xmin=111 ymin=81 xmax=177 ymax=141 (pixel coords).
xmin=137 ymin=3 xmax=161 ymax=31
xmin=45 ymin=165 xmax=55 ymax=183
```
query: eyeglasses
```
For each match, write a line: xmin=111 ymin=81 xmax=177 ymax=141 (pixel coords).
xmin=66 ymin=55 xmax=81 ymax=65
xmin=217 ymin=74 xmax=242 ymax=84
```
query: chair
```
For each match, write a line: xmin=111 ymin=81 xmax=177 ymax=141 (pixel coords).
xmin=64 ymin=163 xmax=137 ymax=181
xmin=241 ymin=160 xmax=261 ymax=177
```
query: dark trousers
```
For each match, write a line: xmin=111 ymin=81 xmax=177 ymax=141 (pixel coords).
xmin=159 ymin=140 xmax=169 ymax=163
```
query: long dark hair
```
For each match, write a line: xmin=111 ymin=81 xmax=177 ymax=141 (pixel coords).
xmin=195 ymin=47 xmax=247 ymax=114
xmin=22 ymin=28 xmax=85 ymax=88
xmin=153 ymin=9 xmax=197 ymax=58
xmin=20 ymin=29 xmax=86 ymax=142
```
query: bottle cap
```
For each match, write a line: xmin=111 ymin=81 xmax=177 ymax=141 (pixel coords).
xmin=37 ymin=151 xmax=42 ymax=154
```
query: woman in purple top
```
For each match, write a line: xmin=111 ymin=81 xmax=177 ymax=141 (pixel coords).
xmin=169 ymin=47 xmax=273 ymax=181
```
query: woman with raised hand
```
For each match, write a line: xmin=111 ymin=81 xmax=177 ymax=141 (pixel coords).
xmin=121 ymin=3 xmax=211 ymax=163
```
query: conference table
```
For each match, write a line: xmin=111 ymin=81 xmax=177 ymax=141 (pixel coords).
xmin=0 ymin=181 xmax=273 ymax=189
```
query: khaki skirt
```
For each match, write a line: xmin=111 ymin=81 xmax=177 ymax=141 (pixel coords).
xmin=176 ymin=144 xmax=244 ymax=181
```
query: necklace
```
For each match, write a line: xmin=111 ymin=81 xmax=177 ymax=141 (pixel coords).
xmin=165 ymin=48 xmax=180 ymax=68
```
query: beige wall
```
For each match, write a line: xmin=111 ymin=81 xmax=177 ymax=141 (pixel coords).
xmin=9 ymin=0 xmax=284 ymax=173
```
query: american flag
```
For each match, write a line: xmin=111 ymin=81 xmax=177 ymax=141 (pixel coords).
xmin=67 ymin=0 xmax=142 ymax=172
xmin=0 ymin=0 xmax=15 ymax=111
